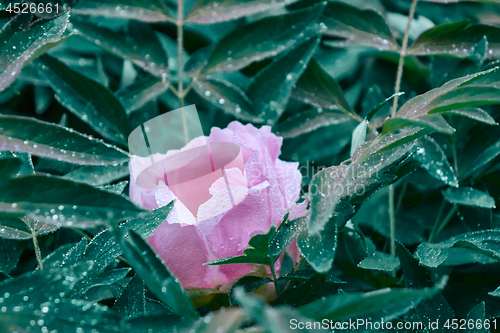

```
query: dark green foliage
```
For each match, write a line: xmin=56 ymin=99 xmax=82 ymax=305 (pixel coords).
xmin=2 ymin=0 xmax=500 ymax=331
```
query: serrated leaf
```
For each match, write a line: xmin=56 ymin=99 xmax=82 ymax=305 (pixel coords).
xmin=247 ymin=37 xmax=320 ymax=124
xmin=119 ymin=230 xmax=199 ymax=319
xmin=71 ymin=19 xmax=169 ymax=78
xmin=0 ymin=115 xmax=129 ymax=165
xmin=73 ymin=0 xmax=175 ymax=23
xmin=0 ymin=175 xmax=144 ymax=228
xmin=115 ymin=76 xmax=169 ymax=115
xmin=408 ymin=21 xmax=500 ymax=59
xmin=0 ymin=13 xmax=69 ymax=92
xmin=414 ymin=137 xmax=459 ymax=187
xmin=292 ymin=58 xmax=354 ymax=114
xmin=416 ymin=230 xmax=500 ymax=267
xmin=269 ymin=215 xmax=307 ymax=259
xmin=322 ymin=2 xmax=399 ymax=51
xmin=200 ymin=4 xmax=324 ymax=73
xmin=193 ymin=77 xmax=259 ymax=122
xmin=186 ymin=0 xmax=301 ymax=24
xmin=442 ymin=187 xmax=496 ymax=208
xmin=298 ymin=221 xmax=337 ymax=273
xmin=35 ymin=55 xmax=129 ymax=146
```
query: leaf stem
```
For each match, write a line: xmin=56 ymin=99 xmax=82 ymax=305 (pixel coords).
xmin=429 ymin=200 xmax=446 ymax=243
xmin=32 ymin=235 xmax=44 ymax=271
xmin=269 ymin=264 xmax=280 ymax=295
xmin=388 ymin=0 xmax=418 ymax=263
xmin=436 ymin=205 xmax=457 ymax=236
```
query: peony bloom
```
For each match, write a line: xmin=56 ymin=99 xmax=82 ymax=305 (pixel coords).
xmin=129 ymin=121 xmax=306 ymax=289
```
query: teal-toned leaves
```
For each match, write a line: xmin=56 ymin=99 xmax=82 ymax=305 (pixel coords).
xmin=193 ymin=77 xmax=259 ymax=122
xmin=35 ymin=55 xmax=129 ymax=146
xmin=205 ymin=226 xmax=276 ymax=266
xmin=186 ymin=0 xmax=301 ymax=24
xmin=200 ymin=4 xmax=324 ymax=73
xmin=322 ymin=2 xmax=398 ymax=51
xmin=351 ymin=120 xmax=367 ymax=157
xmin=0 ymin=115 xmax=129 ymax=165
xmin=0 ymin=157 xmax=22 ymax=179
xmin=71 ymin=19 xmax=169 ymax=78
xmin=396 ymin=242 xmax=456 ymax=328
xmin=408 ymin=21 xmax=500 ymax=59
xmin=0 ymin=13 xmax=69 ymax=92
xmin=466 ymin=302 xmax=489 ymax=333
xmin=228 ymin=276 xmax=272 ymax=306
xmin=119 ymin=230 xmax=199 ymax=319
xmin=442 ymin=107 xmax=497 ymax=125
xmin=298 ymin=284 xmax=442 ymax=322
xmin=0 ymin=175 xmax=144 ymax=227
xmin=297 ymin=221 xmax=337 ymax=273
xmin=63 ymin=162 xmax=130 ymax=186
xmin=0 ymin=238 xmax=24 ymax=274
xmin=293 ymin=58 xmax=354 ymax=114
xmin=416 ymin=230 xmax=500 ymax=267
xmin=115 ymin=76 xmax=169 ymax=114
xmin=247 ymin=38 xmax=320 ymax=124
xmin=269 ymin=215 xmax=307 ymax=259
xmin=273 ymin=273 xmax=325 ymax=307
xmin=414 ymin=137 xmax=458 ymax=187
xmin=442 ymin=187 xmax=496 ymax=208
xmin=358 ymin=251 xmax=400 ymax=272
xmin=73 ymin=0 xmax=175 ymax=23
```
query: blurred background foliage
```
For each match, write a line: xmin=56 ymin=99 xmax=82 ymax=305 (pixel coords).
xmin=1 ymin=0 xmax=500 ymax=332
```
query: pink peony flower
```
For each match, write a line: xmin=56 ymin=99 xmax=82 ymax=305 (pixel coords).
xmin=129 ymin=121 xmax=307 ymax=289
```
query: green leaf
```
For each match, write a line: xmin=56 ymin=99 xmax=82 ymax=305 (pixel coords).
xmin=234 ymin=288 xmax=317 ymax=333
xmin=71 ymin=19 xmax=169 ymax=78
xmin=113 ymin=275 xmax=146 ymax=319
xmin=273 ymin=110 xmax=355 ymax=139
xmin=416 ymin=230 xmax=500 ymax=267
xmin=186 ymin=0 xmax=301 ymax=24
xmin=0 ymin=115 xmax=129 ymax=166
xmin=0 ymin=157 xmax=22 ymax=179
xmin=358 ymin=251 xmax=400 ymax=272
xmin=0 ymin=175 xmax=144 ymax=228
xmin=441 ymin=107 xmax=497 ymax=125
xmin=414 ymin=137 xmax=459 ymax=187
xmin=489 ymin=286 xmax=500 ymax=297
xmin=35 ymin=55 xmax=129 ymax=146
xmin=466 ymin=302 xmax=489 ymax=333
xmin=115 ymin=76 xmax=169 ymax=115
xmin=322 ymin=2 xmax=399 ymax=51
xmin=73 ymin=0 xmax=175 ymax=23
xmin=0 ymin=238 xmax=24 ymax=274
xmin=273 ymin=273 xmax=325 ymax=307
xmin=382 ymin=114 xmax=456 ymax=135
xmin=396 ymin=241 xmax=456 ymax=332
xmin=228 ymin=276 xmax=272 ymax=307
xmin=292 ymin=58 xmax=354 ymax=114
xmin=298 ymin=221 xmax=337 ymax=273
xmin=193 ymin=77 xmax=259 ymax=122
xmin=63 ymin=162 xmax=130 ymax=186
xmin=269 ymin=215 xmax=307 ymax=259
xmin=0 ymin=13 xmax=69 ymax=92
xmin=408 ymin=21 xmax=500 ymax=59
xmin=351 ymin=120 xmax=367 ymax=157
xmin=442 ymin=187 xmax=496 ymax=208
xmin=200 ymin=4 xmax=324 ymax=73
xmin=205 ymin=226 xmax=276 ymax=266
xmin=119 ymin=230 xmax=199 ymax=319
xmin=298 ymin=284 xmax=442 ymax=322
xmin=366 ymin=92 xmax=404 ymax=121
xmin=247 ymin=37 xmax=320 ymax=124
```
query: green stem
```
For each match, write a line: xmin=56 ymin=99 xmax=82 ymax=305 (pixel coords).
xmin=388 ymin=0 xmax=418 ymax=266
xmin=395 ymin=182 xmax=408 ymax=213
xmin=71 ymin=227 xmax=92 ymax=241
xmin=436 ymin=205 xmax=457 ymax=236
xmin=429 ymin=200 xmax=446 ymax=243
xmin=32 ymin=235 xmax=43 ymax=270
xmin=451 ymin=139 xmax=460 ymax=178
xmin=269 ymin=264 xmax=280 ymax=295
